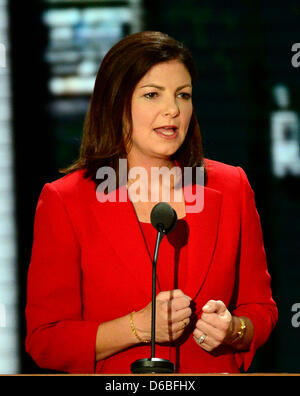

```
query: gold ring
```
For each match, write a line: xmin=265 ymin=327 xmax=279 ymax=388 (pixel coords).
xmin=198 ymin=334 xmax=207 ymax=344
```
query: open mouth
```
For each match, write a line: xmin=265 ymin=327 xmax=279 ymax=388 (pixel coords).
xmin=153 ymin=127 xmax=178 ymax=137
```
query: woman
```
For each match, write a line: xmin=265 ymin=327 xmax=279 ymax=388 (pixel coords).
xmin=25 ymin=31 xmax=278 ymax=374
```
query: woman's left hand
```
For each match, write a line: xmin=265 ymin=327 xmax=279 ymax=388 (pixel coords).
xmin=193 ymin=300 xmax=233 ymax=352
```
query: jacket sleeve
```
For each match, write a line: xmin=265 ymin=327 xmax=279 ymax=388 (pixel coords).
xmin=231 ymin=167 xmax=278 ymax=371
xmin=25 ymin=183 xmax=100 ymax=374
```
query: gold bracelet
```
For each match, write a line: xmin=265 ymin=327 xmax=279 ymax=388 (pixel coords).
xmin=232 ymin=317 xmax=246 ymax=343
xmin=129 ymin=311 xmax=150 ymax=343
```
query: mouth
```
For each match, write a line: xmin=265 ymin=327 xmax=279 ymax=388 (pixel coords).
xmin=153 ymin=126 xmax=179 ymax=138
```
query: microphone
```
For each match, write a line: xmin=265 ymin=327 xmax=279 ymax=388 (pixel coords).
xmin=150 ymin=201 xmax=178 ymax=236
xmin=131 ymin=202 xmax=177 ymax=374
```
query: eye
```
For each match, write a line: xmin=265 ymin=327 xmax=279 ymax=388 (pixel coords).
xmin=178 ymin=92 xmax=192 ymax=100
xmin=144 ymin=92 xmax=158 ymax=99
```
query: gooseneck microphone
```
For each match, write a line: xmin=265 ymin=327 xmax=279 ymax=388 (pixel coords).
xmin=131 ymin=202 xmax=177 ymax=374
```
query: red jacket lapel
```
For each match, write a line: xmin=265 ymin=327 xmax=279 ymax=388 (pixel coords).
xmin=182 ymin=184 xmax=222 ymax=300
xmin=90 ymin=185 xmax=154 ymax=300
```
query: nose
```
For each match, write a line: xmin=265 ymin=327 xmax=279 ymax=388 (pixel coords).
xmin=162 ymin=98 xmax=180 ymax=117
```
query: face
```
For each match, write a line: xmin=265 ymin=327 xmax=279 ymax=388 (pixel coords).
xmin=126 ymin=60 xmax=193 ymax=165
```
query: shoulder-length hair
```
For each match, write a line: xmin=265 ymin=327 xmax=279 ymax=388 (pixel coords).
xmin=60 ymin=31 xmax=205 ymax=186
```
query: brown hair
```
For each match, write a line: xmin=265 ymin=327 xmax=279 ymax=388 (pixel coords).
xmin=60 ymin=31 xmax=205 ymax=186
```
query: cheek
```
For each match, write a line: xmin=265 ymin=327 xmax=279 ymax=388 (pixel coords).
xmin=131 ymin=103 xmax=155 ymax=130
xmin=187 ymin=105 xmax=193 ymax=121
xmin=182 ymin=106 xmax=193 ymax=131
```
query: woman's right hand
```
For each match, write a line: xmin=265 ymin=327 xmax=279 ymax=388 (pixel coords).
xmin=134 ymin=289 xmax=192 ymax=343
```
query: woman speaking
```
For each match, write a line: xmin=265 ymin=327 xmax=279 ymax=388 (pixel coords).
xmin=25 ymin=31 xmax=278 ymax=374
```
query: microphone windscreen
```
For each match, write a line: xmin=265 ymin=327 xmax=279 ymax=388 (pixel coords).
xmin=150 ymin=202 xmax=177 ymax=235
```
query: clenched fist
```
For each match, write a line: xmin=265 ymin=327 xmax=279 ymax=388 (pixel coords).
xmin=135 ymin=289 xmax=192 ymax=343
xmin=193 ymin=300 xmax=233 ymax=352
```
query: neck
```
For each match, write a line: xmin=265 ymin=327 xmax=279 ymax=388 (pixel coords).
xmin=127 ymin=155 xmax=175 ymax=175
xmin=126 ymin=155 xmax=182 ymax=201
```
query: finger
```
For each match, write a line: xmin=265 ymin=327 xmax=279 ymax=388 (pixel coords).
xmin=200 ymin=311 xmax=231 ymax=331
xmin=200 ymin=312 xmax=221 ymax=328
xmin=171 ymin=307 xmax=192 ymax=323
xmin=160 ymin=305 xmax=191 ymax=327
xmin=171 ymin=290 xmax=192 ymax=302
xmin=171 ymin=296 xmax=192 ymax=311
xmin=173 ymin=316 xmax=191 ymax=332
xmin=202 ymin=299 xmax=227 ymax=314
xmin=194 ymin=319 xmax=224 ymax=342
xmin=215 ymin=300 xmax=227 ymax=315
xmin=193 ymin=332 xmax=221 ymax=352
xmin=157 ymin=289 xmax=189 ymax=302
xmin=159 ymin=316 xmax=190 ymax=339
xmin=201 ymin=300 xmax=217 ymax=312
xmin=156 ymin=290 xmax=179 ymax=302
xmin=193 ymin=331 xmax=211 ymax=350
xmin=193 ymin=335 xmax=212 ymax=351
xmin=163 ymin=305 xmax=192 ymax=332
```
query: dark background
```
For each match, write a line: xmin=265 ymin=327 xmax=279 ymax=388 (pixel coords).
xmin=8 ymin=0 xmax=300 ymax=373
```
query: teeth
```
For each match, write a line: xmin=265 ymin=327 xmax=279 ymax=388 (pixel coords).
xmin=155 ymin=127 xmax=176 ymax=136
xmin=161 ymin=130 xmax=175 ymax=135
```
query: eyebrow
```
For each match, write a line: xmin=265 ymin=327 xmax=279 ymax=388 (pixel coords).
xmin=139 ymin=83 xmax=192 ymax=91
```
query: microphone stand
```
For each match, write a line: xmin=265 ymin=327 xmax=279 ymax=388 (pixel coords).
xmin=150 ymin=225 xmax=162 ymax=360
xmin=131 ymin=224 xmax=175 ymax=374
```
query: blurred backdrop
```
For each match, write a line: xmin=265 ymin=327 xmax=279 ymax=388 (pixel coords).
xmin=0 ymin=0 xmax=299 ymax=374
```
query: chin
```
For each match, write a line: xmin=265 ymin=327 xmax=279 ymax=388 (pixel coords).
xmin=160 ymin=148 xmax=181 ymax=157
xmin=155 ymin=144 xmax=181 ymax=155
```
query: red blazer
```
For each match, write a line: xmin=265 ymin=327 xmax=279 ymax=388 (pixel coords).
xmin=25 ymin=158 xmax=278 ymax=374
